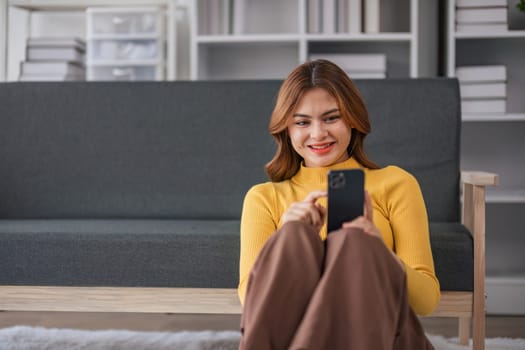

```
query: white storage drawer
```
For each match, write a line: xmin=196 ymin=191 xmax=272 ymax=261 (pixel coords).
xmin=87 ymin=9 xmax=161 ymax=35
xmin=86 ymin=6 xmax=166 ymax=81
xmin=89 ymin=39 xmax=161 ymax=61
xmin=88 ymin=65 xmax=161 ymax=81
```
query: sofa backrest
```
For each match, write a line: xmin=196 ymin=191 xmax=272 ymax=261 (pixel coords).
xmin=362 ymin=79 xmax=461 ymax=222
xmin=0 ymin=79 xmax=460 ymax=222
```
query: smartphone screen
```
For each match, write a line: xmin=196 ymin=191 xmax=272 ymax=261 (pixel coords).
xmin=327 ymin=169 xmax=365 ymax=233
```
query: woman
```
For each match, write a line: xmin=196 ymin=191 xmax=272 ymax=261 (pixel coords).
xmin=238 ymin=59 xmax=440 ymax=349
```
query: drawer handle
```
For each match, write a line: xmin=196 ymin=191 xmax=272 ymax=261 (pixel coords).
xmin=112 ymin=16 xmax=127 ymax=25
xmin=112 ymin=68 xmax=133 ymax=76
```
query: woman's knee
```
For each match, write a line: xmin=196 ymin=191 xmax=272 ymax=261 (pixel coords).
xmin=327 ymin=226 xmax=379 ymax=247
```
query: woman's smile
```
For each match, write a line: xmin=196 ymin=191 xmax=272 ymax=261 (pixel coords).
xmin=307 ymin=142 xmax=336 ymax=154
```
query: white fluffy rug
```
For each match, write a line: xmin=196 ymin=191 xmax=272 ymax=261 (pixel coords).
xmin=0 ymin=327 xmax=239 ymax=350
xmin=0 ymin=326 xmax=524 ymax=350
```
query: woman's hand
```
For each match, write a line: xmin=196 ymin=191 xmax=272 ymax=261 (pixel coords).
xmin=281 ymin=190 xmax=327 ymax=232
xmin=342 ymin=190 xmax=382 ymax=241
xmin=343 ymin=191 xmax=405 ymax=269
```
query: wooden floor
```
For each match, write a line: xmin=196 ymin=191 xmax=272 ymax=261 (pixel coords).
xmin=0 ymin=311 xmax=524 ymax=339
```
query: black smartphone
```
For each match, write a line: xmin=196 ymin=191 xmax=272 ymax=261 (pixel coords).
xmin=327 ymin=169 xmax=365 ymax=233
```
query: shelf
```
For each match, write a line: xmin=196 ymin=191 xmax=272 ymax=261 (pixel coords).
xmin=9 ymin=0 xmax=169 ymax=11
xmin=461 ymin=188 xmax=525 ymax=204
xmin=455 ymin=31 xmax=525 ymax=39
xmin=486 ymin=276 xmax=525 ymax=315
xmin=462 ymin=113 xmax=525 ymax=122
xmin=487 ymin=276 xmax=525 ymax=286
xmin=190 ymin=0 xmax=438 ymax=80
xmin=87 ymin=34 xmax=163 ymax=40
xmin=196 ymin=34 xmax=301 ymax=44
xmin=306 ymin=33 xmax=412 ymax=42
xmin=486 ymin=188 xmax=525 ymax=204
xmin=196 ymin=33 xmax=413 ymax=45
xmin=87 ymin=59 xmax=162 ymax=66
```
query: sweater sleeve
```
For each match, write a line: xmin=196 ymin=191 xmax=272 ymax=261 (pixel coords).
xmin=386 ymin=168 xmax=441 ymax=315
xmin=238 ymin=184 xmax=278 ymax=305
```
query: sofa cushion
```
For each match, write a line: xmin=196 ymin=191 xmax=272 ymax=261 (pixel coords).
xmin=0 ymin=220 xmax=473 ymax=292
xmin=430 ymin=222 xmax=473 ymax=291
xmin=0 ymin=220 xmax=239 ymax=288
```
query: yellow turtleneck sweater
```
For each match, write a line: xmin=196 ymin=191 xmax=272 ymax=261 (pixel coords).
xmin=238 ymin=157 xmax=440 ymax=316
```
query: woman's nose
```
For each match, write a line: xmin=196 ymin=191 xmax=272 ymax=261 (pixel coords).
xmin=310 ymin=122 xmax=328 ymax=140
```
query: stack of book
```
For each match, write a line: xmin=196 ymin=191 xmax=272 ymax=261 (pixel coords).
xmin=456 ymin=0 xmax=508 ymax=33
xmin=456 ymin=65 xmax=507 ymax=114
xmin=309 ymin=53 xmax=387 ymax=79
xmin=206 ymin=0 xmax=377 ymax=36
xmin=307 ymin=0 xmax=371 ymax=34
xmin=19 ymin=37 xmax=86 ymax=81
xmin=199 ymin=0 xmax=231 ymax=35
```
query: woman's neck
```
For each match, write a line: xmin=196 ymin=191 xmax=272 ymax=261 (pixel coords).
xmin=291 ymin=157 xmax=363 ymax=185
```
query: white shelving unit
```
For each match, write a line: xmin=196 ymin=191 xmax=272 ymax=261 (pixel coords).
xmin=1 ymin=0 xmax=179 ymax=80
xmin=0 ymin=0 xmax=8 ymax=81
xmin=447 ymin=0 xmax=525 ymax=314
xmin=189 ymin=0 xmax=438 ymax=80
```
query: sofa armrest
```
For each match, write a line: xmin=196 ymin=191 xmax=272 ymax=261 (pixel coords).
xmin=461 ymin=170 xmax=499 ymax=234
xmin=461 ymin=171 xmax=499 ymax=187
xmin=460 ymin=170 xmax=498 ymax=343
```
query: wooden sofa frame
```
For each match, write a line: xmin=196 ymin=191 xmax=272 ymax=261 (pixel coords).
xmin=0 ymin=171 xmax=498 ymax=350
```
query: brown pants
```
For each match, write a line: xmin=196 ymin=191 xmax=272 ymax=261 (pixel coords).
xmin=239 ymin=221 xmax=434 ymax=350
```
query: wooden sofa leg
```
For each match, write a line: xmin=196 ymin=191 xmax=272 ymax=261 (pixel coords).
xmin=472 ymin=307 xmax=486 ymax=350
xmin=458 ymin=317 xmax=470 ymax=346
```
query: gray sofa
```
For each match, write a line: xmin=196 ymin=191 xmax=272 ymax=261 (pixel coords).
xmin=3 ymin=79 xmax=499 ymax=348
xmin=0 ymin=79 xmax=472 ymax=293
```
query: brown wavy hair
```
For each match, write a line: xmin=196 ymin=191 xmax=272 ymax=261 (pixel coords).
xmin=265 ymin=59 xmax=379 ymax=182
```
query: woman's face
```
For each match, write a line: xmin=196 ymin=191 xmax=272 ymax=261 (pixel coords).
xmin=288 ymin=87 xmax=351 ymax=168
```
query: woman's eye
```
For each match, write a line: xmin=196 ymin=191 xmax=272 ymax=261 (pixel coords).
xmin=295 ymin=120 xmax=309 ymax=126
xmin=325 ymin=115 xmax=340 ymax=123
